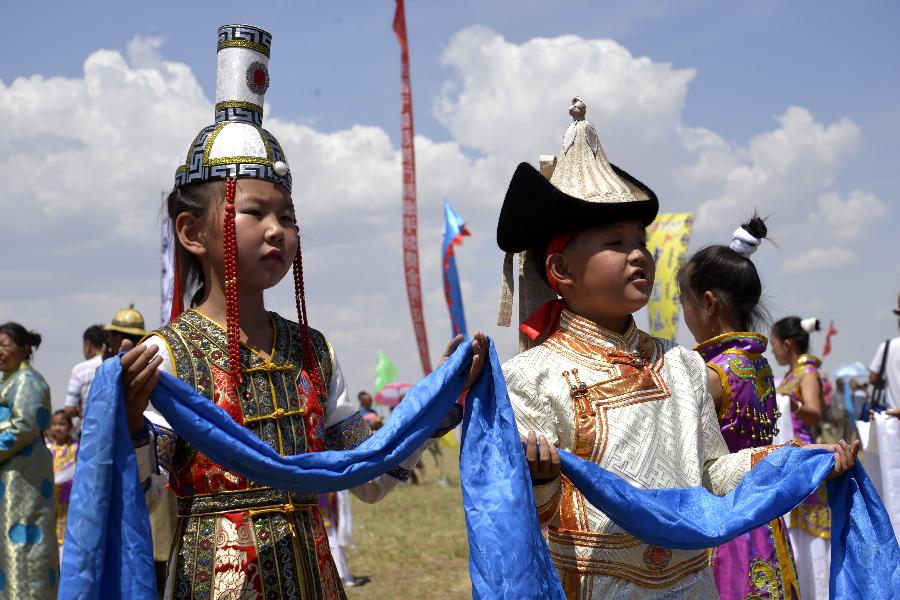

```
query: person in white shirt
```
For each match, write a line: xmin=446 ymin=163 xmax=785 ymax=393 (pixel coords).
xmin=62 ymin=325 xmax=106 ymax=433
xmin=869 ymin=294 xmax=900 ymax=411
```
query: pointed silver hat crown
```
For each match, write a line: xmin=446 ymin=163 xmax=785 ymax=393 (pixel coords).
xmin=542 ymin=96 xmax=648 ymax=204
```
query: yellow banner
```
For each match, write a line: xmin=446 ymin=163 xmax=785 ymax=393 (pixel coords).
xmin=647 ymin=213 xmax=694 ymax=340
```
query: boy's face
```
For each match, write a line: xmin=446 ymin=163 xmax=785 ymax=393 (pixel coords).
xmin=555 ymin=220 xmax=654 ymax=322
xmin=207 ymin=179 xmax=298 ymax=291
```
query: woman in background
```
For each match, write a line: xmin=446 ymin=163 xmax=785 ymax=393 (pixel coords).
xmin=0 ymin=321 xmax=59 ymax=597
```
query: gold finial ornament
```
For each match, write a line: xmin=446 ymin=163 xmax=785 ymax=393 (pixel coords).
xmin=104 ymin=303 xmax=148 ymax=337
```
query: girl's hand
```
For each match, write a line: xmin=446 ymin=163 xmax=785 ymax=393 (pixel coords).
xmin=439 ymin=332 xmax=489 ymax=390
xmin=525 ymin=431 xmax=561 ymax=483
xmin=806 ymin=439 xmax=861 ymax=480
xmin=120 ymin=341 xmax=163 ymax=436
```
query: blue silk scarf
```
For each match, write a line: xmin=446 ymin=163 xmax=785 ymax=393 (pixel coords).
xmin=460 ymin=342 xmax=900 ymax=599
xmin=61 ymin=340 xmax=900 ymax=599
xmin=60 ymin=344 xmax=470 ymax=599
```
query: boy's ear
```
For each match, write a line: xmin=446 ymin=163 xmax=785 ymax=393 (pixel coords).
xmin=547 ymin=253 xmax=575 ymax=288
xmin=176 ymin=212 xmax=209 ymax=258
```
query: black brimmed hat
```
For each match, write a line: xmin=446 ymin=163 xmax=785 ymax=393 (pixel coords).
xmin=495 ymin=97 xmax=659 ymax=349
xmin=497 ymin=97 xmax=658 ymax=253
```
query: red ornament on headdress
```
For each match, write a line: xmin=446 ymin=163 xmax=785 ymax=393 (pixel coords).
xmin=293 ymin=229 xmax=326 ymax=451
xmin=223 ymin=177 xmax=243 ymax=387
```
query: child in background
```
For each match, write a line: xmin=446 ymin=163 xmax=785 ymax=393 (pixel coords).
xmin=771 ymin=316 xmax=831 ymax=600
xmin=46 ymin=410 xmax=78 ymax=552
xmin=678 ymin=216 xmax=799 ymax=599
xmin=497 ymin=98 xmax=858 ymax=598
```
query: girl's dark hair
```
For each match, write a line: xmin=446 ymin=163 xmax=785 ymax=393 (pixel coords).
xmin=772 ymin=316 xmax=820 ymax=354
xmin=166 ymin=181 xmax=225 ymax=308
xmin=83 ymin=325 xmax=107 ymax=348
xmin=0 ymin=322 xmax=42 ymax=356
xmin=677 ymin=214 xmax=770 ymax=332
xmin=51 ymin=409 xmax=73 ymax=428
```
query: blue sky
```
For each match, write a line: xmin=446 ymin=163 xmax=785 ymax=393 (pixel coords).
xmin=2 ymin=1 xmax=898 ymax=403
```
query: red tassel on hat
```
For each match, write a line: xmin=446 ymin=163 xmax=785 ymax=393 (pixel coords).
xmin=169 ymin=251 xmax=185 ymax=322
xmin=293 ymin=236 xmax=326 ymax=452
xmin=223 ymin=177 xmax=243 ymax=387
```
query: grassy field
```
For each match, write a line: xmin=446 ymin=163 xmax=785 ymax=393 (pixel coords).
xmin=345 ymin=447 xmax=472 ymax=599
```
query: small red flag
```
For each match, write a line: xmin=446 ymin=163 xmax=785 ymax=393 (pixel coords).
xmin=823 ymin=320 xmax=838 ymax=356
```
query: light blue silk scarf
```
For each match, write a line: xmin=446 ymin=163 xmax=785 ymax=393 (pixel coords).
xmin=61 ymin=340 xmax=900 ymax=599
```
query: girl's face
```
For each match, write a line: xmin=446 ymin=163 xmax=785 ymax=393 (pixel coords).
xmin=0 ymin=332 xmax=29 ymax=372
xmin=555 ymin=220 xmax=655 ymax=326
xmin=770 ymin=333 xmax=792 ymax=366
xmin=680 ymin=293 xmax=705 ymax=344
xmin=49 ymin=414 xmax=71 ymax=442
xmin=207 ymin=179 xmax=298 ymax=291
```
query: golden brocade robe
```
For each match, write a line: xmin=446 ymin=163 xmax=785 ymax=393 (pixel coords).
xmin=504 ymin=311 xmax=773 ymax=599
xmin=137 ymin=310 xmax=431 ymax=600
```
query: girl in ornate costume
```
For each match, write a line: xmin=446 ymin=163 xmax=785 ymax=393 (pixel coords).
xmin=45 ymin=410 xmax=78 ymax=553
xmin=0 ymin=322 xmax=59 ymax=598
xmin=678 ymin=217 xmax=799 ymax=599
xmin=119 ymin=24 xmax=485 ymax=599
xmin=496 ymin=98 xmax=858 ymax=599
xmin=772 ymin=316 xmax=830 ymax=600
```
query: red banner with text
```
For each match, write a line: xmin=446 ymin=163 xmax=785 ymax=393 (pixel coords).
xmin=393 ymin=0 xmax=432 ymax=375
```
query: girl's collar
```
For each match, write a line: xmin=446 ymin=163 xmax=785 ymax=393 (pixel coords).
xmin=187 ymin=309 xmax=278 ymax=363
xmin=694 ymin=331 xmax=768 ymax=360
xmin=796 ymin=354 xmax=822 ymax=369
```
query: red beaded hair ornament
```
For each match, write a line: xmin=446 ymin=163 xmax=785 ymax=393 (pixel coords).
xmin=220 ymin=178 xmax=326 ymax=427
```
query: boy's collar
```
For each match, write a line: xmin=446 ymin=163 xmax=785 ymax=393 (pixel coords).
xmin=558 ymin=310 xmax=640 ymax=351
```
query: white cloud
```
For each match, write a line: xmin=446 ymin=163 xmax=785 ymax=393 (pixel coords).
xmin=816 ymin=190 xmax=888 ymax=241
xmin=691 ymin=106 xmax=863 ymax=234
xmin=0 ymin=28 xmax=891 ymax=408
xmin=783 ymin=246 xmax=859 ymax=273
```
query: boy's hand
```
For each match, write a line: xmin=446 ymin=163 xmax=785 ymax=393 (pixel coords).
xmin=120 ymin=341 xmax=162 ymax=436
xmin=806 ymin=439 xmax=861 ymax=480
xmin=439 ymin=332 xmax=489 ymax=390
xmin=525 ymin=431 xmax=561 ymax=483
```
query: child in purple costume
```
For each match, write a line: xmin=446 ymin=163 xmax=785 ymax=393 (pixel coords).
xmin=680 ymin=216 xmax=799 ymax=599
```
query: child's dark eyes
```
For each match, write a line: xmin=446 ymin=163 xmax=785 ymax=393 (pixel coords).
xmin=243 ymin=209 xmax=263 ymax=218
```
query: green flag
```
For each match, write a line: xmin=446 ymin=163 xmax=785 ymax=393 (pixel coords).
xmin=374 ymin=351 xmax=398 ymax=393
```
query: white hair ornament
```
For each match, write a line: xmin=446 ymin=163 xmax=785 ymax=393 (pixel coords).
xmin=800 ymin=318 xmax=821 ymax=334
xmin=729 ymin=227 xmax=761 ymax=258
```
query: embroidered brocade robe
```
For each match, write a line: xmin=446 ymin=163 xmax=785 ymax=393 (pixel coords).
xmin=504 ymin=311 xmax=773 ymax=599
xmin=0 ymin=362 xmax=59 ymax=600
xmin=697 ymin=333 xmax=799 ymax=600
xmin=136 ymin=310 xmax=424 ymax=600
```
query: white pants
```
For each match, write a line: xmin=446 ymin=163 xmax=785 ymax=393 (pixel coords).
xmin=789 ymin=528 xmax=830 ymax=600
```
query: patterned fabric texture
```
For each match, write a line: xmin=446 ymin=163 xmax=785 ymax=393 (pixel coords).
xmin=503 ymin=310 xmax=754 ymax=598
xmin=698 ymin=332 xmax=800 ymax=599
xmin=0 ymin=361 xmax=59 ymax=599
xmin=778 ymin=355 xmax=831 ymax=540
xmin=153 ymin=310 xmax=346 ymax=600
